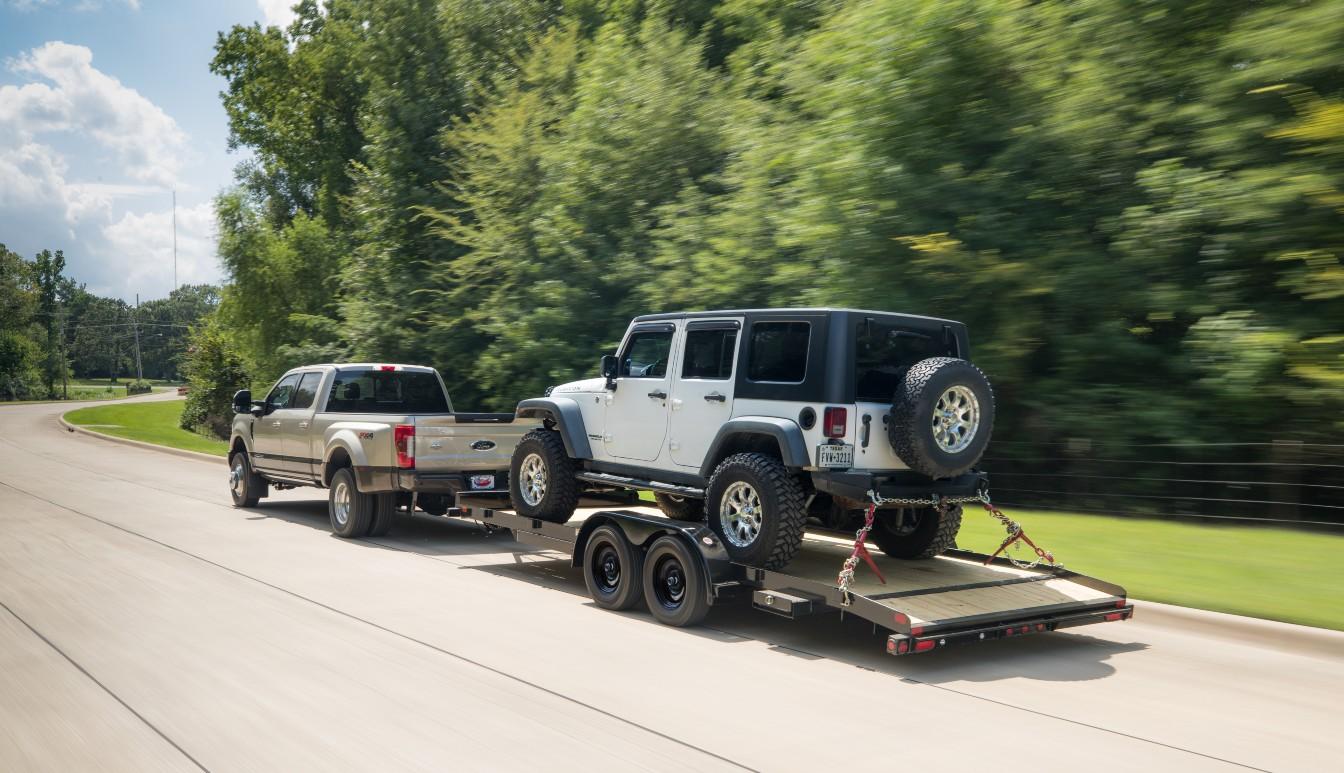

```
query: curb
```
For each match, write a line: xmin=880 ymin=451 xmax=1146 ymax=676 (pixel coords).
xmin=1133 ymin=598 xmax=1344 ymax=660
xmin=58 ymin=413 xmax=226 ymax=465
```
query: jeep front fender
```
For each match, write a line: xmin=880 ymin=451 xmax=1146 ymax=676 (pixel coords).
xmin=699 ymin=417 xmax=811 ymax=478
xmin=516 ymin=397 xmax=594 ymax=459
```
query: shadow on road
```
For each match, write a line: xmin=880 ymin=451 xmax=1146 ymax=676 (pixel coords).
xmin=243 ymin=496 xmax=1149 ymax=684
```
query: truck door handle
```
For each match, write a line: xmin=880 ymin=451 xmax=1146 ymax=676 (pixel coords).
xmin=704 ymin=392 xmax=726 ymax=402
xmin=271 ymin=421 xmax=282 ymax=428
xmin=298 ymin=421 xmax=309 ymax=429
xmin=647 ymin=389 xmax=668 ymax=400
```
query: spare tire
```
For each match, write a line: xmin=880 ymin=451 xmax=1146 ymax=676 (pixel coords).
xmin=888 ymin=357 xmax=994 ymax=479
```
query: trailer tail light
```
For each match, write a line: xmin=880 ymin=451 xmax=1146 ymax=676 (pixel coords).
xmin=914 ymin=639 xmax=937 ymax=653
xmin=1104 ymin=612 xmax=1125 ymax=622
xmin=394 ymin=424 xmax=415 ymax=469
xmin=823 ymin=407 xmax=847 ymax=438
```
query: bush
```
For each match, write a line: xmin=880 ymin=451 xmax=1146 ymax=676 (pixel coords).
xmin=180 ymin=320 xmax=249 ymax=439
xmin=127 ymin=379 xmax=153 ymax=395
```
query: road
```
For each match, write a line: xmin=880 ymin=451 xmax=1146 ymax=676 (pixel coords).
xmin=0 ymin=396 xmax=1339 ymax=772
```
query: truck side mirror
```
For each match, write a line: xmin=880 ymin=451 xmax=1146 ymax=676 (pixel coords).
xmin=600 ymin=354 xmax=619 ymax=390
xmin=232 ymin=389 xmax=251 ymax=414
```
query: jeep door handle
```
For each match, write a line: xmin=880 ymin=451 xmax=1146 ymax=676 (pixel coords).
xmin=704 ymin=392 xmax=726 ymax=402
xmin=647 ymin=390 xmax=668 ymax=400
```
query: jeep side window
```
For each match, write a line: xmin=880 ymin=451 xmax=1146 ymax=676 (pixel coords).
xmin=267 ymin=373 xmax=301 ymax=409
xmin=682 ymin=329 xmax=737 ymax=380
xmin=747 ymin=322 xmax=810 ymax=382
xmin=620 ymin=331 xmax=673 ymax=378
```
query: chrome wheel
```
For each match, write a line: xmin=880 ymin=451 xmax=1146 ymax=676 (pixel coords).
xmin=332 ymin=480 xmax=351 ymax=527
xmin=720 ymin=481 xmax=763 ymax=548
xmin=932 ymin=385 xmax=980 ymax=454
xmin=519 ymin=453 xmax=548 ymax=506
xmin=230 ymin=458 xmax=246 ymax=498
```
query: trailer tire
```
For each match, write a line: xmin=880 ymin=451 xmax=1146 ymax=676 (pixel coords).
xmin=509 ymin=429 xmax=580 ymax=524
xmin=583 ymin=525 xmax=644 ymax=611
xmin=888 ymin=357 xmax=994 ymax=479
xmin=653 ymin=492 xmax=705 ymax=522
xmin=228 ymin=451 xmax=266 ymax=508
xmin=366 ymin=493 xmax=397 ymax=537
xmin=706 ymin=453 xmax=806 ymax=569
xmin=869 ymin=505 xmax=963 ymax=559
xmin=642 ymin=536 xmax=710 ymax=627
xmin=328 ymin=467 xmax=374 ymax=538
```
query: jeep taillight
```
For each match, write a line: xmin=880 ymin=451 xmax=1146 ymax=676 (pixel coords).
xmin=823 ymin=407 xmax=847 ymax=438
xmin=394 ymin=424 xmax=415 ymax=469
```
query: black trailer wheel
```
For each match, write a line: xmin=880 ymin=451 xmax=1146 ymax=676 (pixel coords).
xmin=228 ymin=451 xmax=267 ymax=508
xmin=328 ymin=467 xmax=374 ymax=538
xmin=583 ymin=525 xmax=644 ymax=611
xmin=869 ymin=505 xmax=963 ymax=559
xmin=641 ymin=536 xmax=710 ymax=627
xmin=706 ymin=453 xmax=807 ymax=569
xmin=365 ymin=493 xmax=397 ymax=537
xmin=653 ymin=492 xmax=705 ymax=521
xmin=509 ymin=430 xmax=579 ymax=523
xmin=888 ymin=357 xmax=995 ymax=479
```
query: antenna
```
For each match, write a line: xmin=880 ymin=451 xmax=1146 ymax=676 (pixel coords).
xmin=172 ymin=189 xmax=178 ymax=291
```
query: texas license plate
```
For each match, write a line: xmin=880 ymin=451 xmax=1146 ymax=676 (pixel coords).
xmin=469 ymin=474 xmax=496 ymax=490
xmin=816 ymin=443 xmax=854 ymax=468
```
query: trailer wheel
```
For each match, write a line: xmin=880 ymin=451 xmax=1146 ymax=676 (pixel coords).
xmin=583 ymin=525 xmax=644 ymax=611
xmin=328 ymin=467 xmax=374 ymax=538
xmin=365 ymin=493 xmax=397 ymax=537
xmin=228 ymin=451 xmax=266 ymax=508
xmin=869 ymin=505 xmax=963 ymax=559
xmin=642 ymin=536 xmax=710 ymax=627
xmin=706 ymin=453 xmax=807 ymax=569
xmin=509 ymin=430 xmax=579 ymax=523
xmin=653 ymin=493 xmax=705 ymax=521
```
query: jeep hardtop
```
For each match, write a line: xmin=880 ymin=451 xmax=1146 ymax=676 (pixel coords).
xmin=508 ymin=308 xmax=995 ymax=569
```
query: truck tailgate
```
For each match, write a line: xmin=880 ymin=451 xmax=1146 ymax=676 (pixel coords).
xmin=410 ymin=414 xmax=536 ymax=473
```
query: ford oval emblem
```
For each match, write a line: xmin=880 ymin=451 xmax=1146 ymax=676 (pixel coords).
xmin=470 ymin=439 xmax=496 ymax=451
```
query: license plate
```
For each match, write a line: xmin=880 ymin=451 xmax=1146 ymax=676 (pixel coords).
xmin=469 ymin=474 xmax=496 ymax=490
xmin=816 ymin=443 xmax=854 ymax=468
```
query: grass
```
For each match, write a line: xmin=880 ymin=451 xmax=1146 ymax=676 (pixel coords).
xmin=638 ymin=491 xmax=1344 ymax=630
xmin=65 ymin=400 xmax=228 ymax=457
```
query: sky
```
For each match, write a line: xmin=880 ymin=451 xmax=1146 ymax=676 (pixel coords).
xmin=0 ymin=0 xmax=301 ymax=303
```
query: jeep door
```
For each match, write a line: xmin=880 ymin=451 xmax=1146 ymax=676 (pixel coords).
xmin=252 ymin=372 xmax=300 ymax=472
xmin=604 ymin=323 xmax=677 ymax=462
xmin=669 ymin=318 xmax=742 ymax=467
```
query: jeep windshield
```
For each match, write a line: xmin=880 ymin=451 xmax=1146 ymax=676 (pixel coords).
xmin=325 ymin=368 xmax=450 ymax=413
xmin=854 ymin=318 xmax=956 ymax=402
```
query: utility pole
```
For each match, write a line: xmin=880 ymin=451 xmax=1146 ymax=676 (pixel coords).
xmin=172 ymin=190 xmax=178 ymax=291
xmin=133 ymin=294 xmax=143 ymax=382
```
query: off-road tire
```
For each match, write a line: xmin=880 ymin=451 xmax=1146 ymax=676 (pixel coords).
xmin=509 ymin=429 xmax=580 ymax=524
xmin=583 ymin=525 xmax=644 ymax=611
xmin=328 ymin=467 xmax=374 ymax=538
xmin=228 ymin=451 xmax=267 ymax=508
xmin=869 ymin=505 xmax=963 ymax=559
xmin=705 ymin=453 xmax=807 ymax=569
xmin=888 ymin=357 xmax=995 ymax=479
xmin=642 ymin=535 xmax=710 ymax=627
xmin=366 ymin=493 xmax=397 ymax=537
xmin=653 ymin=492 xmax=705 ymax=521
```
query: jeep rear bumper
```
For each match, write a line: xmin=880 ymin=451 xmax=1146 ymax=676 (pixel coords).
xmin=809 ymin=469 xmax=988 ymax=503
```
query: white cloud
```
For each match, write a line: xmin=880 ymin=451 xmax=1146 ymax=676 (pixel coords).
xmin=102 ymin=202 xmax=218 ymax=295
xmin=257 ymin=0 xmax=297 ymax=30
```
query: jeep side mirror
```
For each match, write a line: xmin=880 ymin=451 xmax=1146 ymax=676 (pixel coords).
xmin=600 ymin=354 xmax=619 ymax=390
xmin=232 ymin=389 xmax=251 ymax=414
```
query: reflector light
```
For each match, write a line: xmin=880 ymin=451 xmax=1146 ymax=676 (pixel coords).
xmin=823 ymin=407 xmax=847 ymax=438
xmin=893 ymin=612 xmax=910 ymax=626
xmin=897 ymin=641 xmax=909 ymax=654
xmin=394 ymin=424 xmax=415 ymax=469
xmin=1004 ymin=628 xmax=1013 ymax=636
xmin=1104 ymin=612 xmax=1124 ymax=622
xmin=910 ymin=625 xmax=924 ymax=636
xmin=914 ymin=640 xmax=936 ymax=653
xmin=1115 ymin=599 xmax=1126 ymax=608
xmin=1036 ymin=624 xmax=1045 ymax=632
xmin=887 ymin=639 xmax=897 ymax=652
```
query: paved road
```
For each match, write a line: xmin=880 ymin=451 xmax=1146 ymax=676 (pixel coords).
xmin=0 ymin=397 xmax=1339 ymax=772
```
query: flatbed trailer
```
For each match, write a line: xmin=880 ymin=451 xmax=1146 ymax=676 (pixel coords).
xmin=452 ymin=495 xmax=1134 ymax=656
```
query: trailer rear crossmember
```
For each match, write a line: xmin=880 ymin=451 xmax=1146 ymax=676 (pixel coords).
xmin=453 ymin=496 xmax=1132 ymax=657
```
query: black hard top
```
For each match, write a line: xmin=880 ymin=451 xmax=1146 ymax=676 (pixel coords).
xmin=632 ymin=307 xmax=963 ymax=326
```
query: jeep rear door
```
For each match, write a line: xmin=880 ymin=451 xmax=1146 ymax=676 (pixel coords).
xmin=604 ymin=323 xmax=677 ymax=462
xmin=669 ymin=318 xmax=742 ymax=467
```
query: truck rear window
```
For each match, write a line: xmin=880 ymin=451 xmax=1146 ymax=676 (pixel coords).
xmin=325 ymin=370 xmax=450 ymax=413
xmin=855 ymin=320 xmax=955 ymax=402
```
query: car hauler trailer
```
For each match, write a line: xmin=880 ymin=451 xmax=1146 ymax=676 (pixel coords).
xmin=450 ymin=495 xmax=1133 ymax=656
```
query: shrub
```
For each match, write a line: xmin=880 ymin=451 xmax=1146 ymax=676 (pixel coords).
xmin=180 ymin=320 xmax=249 ymax=439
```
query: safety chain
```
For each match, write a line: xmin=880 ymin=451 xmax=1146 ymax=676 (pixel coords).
xmin=836 ymin=496 xmax=881 ymax=606
xmin=980 ymin=491 xmax=1061 ymax=570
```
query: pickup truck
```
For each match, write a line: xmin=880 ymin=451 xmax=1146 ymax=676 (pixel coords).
xmin=227 ymin=363 xmax=534 ymax=537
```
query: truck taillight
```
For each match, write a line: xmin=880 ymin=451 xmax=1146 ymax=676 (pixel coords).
xmin=823 ymin=407 xmax=847 ymax=438
xmin=394 ymin=424 xmax=415 ymax=469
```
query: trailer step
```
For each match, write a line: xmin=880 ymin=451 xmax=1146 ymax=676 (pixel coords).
xmin=576 ymin=471 xmax=705 ymax=498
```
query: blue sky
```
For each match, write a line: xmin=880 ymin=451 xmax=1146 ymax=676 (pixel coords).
xmin=1 ymin=0 xmax=299 ymax=301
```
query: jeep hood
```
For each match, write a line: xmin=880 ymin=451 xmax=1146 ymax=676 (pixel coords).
xmin=550 ymin=377 xmax=607 ymax=395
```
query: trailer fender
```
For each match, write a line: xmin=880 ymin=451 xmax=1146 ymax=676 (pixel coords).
xmin=516 ymin=397 xmax=593 ymax=459
xmin=572 ymin=512 xmax=733 ymax=606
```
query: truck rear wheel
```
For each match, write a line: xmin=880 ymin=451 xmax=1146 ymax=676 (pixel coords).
xmin=869 ymin=505 xmax=963 ymax=559
xmin=329 ymin=467 xmax=374 ymax=538
xmin=365 ymin=493 xmax=397 ymax=537
xmin=706 ymin=453 xmax=806 ymax=569
xmin=509 ymin=429 xmax=579 ymax=524
xmin=583 ymin=525 xmax=644 ymax=611
xmin=642 ymin=535 xmax=709 ymax=627
xmin=653 ymin=492 xmax=705 ymax=521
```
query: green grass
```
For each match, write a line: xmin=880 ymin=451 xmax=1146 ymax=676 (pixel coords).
xmin=65 ymin=400 xmax=228 ymax=457
xmin=639 ymin=491 xmax=1344 ymax=630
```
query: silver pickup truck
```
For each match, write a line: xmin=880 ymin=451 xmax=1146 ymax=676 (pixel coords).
xmin=227 ymin=363 xmax=534 ymax=537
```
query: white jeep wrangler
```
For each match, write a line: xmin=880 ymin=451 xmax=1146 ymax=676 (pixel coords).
xmin=508 ymin=308 xmax=994 ymax=569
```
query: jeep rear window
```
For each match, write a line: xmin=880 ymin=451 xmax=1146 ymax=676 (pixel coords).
xmin=324 ymin=370 xmax=450 ymax=413
xmin=855 ymin=319 xmax=954 ymax=402
xmin=747 ymin=322 xmax=810 ymax=383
